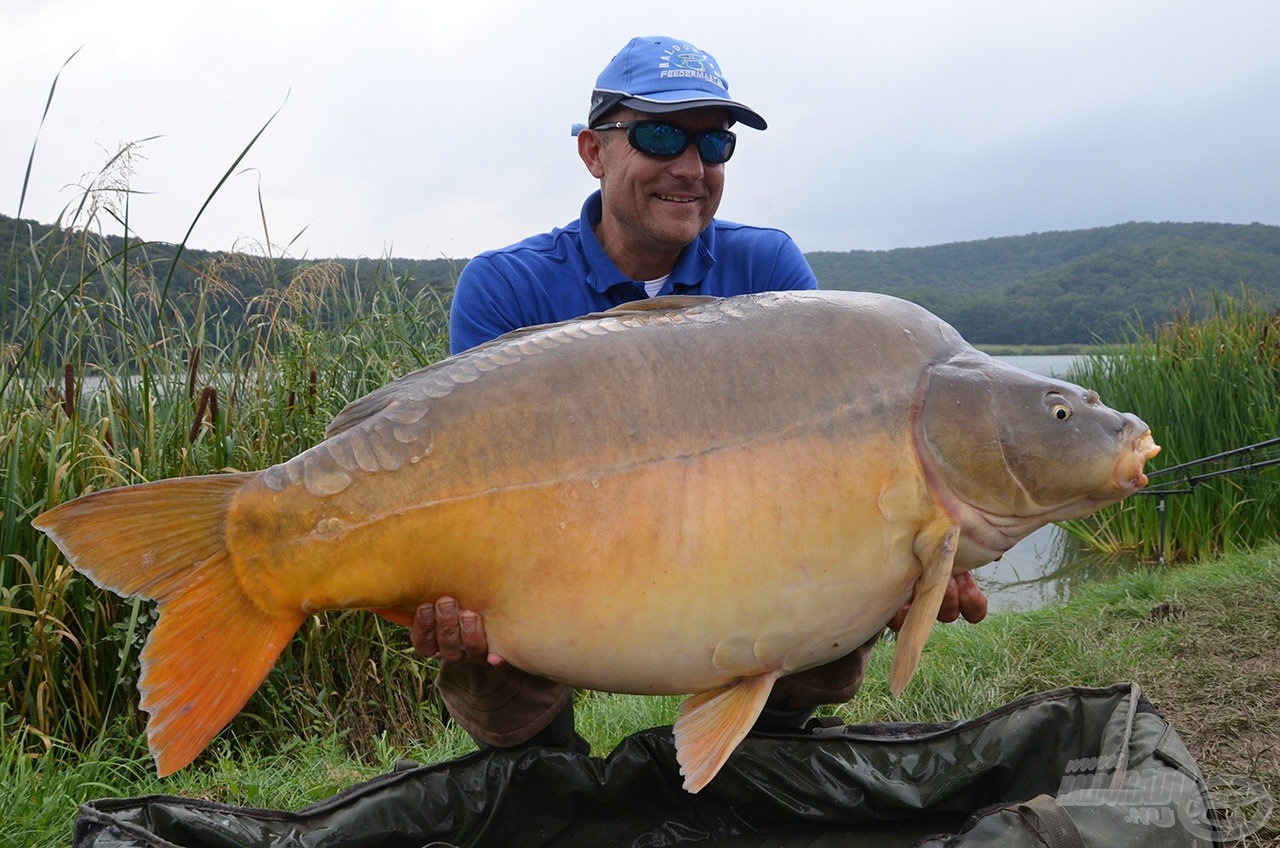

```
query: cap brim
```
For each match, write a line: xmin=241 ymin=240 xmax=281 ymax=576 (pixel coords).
xmin=622 ymin=96 xmax=767 ymax=130
xmin=592 ymin=92 xmax=767 ymax=130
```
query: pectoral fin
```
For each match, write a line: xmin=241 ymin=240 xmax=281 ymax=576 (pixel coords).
xmin=673 ymin=670 xmax=783 ymax=793
xmin=889 ymin=521 xmax=960 ymax=695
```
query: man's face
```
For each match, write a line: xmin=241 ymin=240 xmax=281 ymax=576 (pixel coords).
xmin=580 ymin=107 xmax=732 ymax=269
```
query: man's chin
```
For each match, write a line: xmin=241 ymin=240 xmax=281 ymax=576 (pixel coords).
xmin=650 ymin=217 xmax=709 ymax=247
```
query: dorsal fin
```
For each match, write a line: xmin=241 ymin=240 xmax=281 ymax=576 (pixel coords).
xmin=323 ymin=365 xmax=434 ymax=438
xmin=596 ymin=294 xmax=720 ymax=315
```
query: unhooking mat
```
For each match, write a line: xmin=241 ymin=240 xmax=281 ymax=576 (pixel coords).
xmin=73 ymin=683 xmax=1233 ymax=847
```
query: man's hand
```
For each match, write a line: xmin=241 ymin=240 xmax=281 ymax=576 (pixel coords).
xmin=414 ymin=597 xmax=571 ymax=747
xmin=411 ymin=596 xmax=506 ymax=667
xmin=888 ymin=571 xmax=988 ymax=632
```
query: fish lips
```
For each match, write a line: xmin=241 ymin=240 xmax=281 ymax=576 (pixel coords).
xmin=1124 ymin=429 xmax=1162 ymax=490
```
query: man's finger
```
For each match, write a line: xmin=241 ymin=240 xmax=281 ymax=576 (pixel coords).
xmin=888 ymin=601 xmax=909 ymax=632
xmin=459 ymin=611 xmax=488 ymax=660
xmin=956 ymin=572 xmax=989 ymax=623
xmin=935 ymin=578 xmax=961 ymax=623
xmin=433 ymin=596 xmax=466 ymax=662
xmin=889 ymin=574 xmax=982 ymax=632
xmin=411 ymin=603 xmax=439 ymax=658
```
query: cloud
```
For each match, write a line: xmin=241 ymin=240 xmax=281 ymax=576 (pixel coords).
xmin=4 ymin=0 xmax=1280 ymax=259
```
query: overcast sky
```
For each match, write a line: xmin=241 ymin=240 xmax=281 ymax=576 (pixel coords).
xmin=4 ymin=1 xmax=1279 ymax=263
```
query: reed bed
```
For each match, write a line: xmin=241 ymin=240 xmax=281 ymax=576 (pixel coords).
xmin=1064 ymin=292 xmax=1280 ymax=560
xmin=2 ymin=169 xmax=456 ymax=765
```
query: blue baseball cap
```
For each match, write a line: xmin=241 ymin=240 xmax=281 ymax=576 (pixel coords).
xmin=588 ymin=37 xmax=767 ymax=130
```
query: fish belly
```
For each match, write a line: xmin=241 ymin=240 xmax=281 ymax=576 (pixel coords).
xmin=228 ymin=431 xmax=930 ymax=696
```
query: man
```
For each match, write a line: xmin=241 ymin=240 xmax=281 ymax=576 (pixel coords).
xmin=447 ymin=36 xmax=817 ymax=354
xmin=413 ymin=36 xmax=987 ymax=754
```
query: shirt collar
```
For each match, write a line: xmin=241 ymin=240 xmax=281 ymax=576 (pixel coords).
xmin=579 ymin=191 xmax=717 ymax=294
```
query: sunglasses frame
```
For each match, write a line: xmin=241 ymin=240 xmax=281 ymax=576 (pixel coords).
xmin=590 ymin=120 xmax=737 ymax=165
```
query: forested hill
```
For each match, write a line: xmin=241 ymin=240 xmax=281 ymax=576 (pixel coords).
xmin=808 ymin=221 xmax=1280 ymax=344
xmin=0 ymin=213 xmax=461 ymax=334
xmin=4 ymin=214 xmax=1279 ymax=345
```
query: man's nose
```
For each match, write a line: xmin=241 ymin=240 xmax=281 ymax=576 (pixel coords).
xmin=667 ymin=143 xmax=706 ymax=178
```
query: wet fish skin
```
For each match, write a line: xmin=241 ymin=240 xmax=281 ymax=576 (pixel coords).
xmin=32 ymin=290 xmax=1158 ymax=792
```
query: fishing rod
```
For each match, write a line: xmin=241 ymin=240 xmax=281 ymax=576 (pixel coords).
xmin=1133 ymin=435 xmax=1280 ymax=565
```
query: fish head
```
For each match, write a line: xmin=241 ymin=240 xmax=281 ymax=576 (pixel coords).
xmin=912 ymin=353 xmax=1159 ymax=559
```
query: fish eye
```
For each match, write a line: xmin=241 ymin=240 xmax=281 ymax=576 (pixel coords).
xmin=1045 ymin=393 xmax=1073 ymax=421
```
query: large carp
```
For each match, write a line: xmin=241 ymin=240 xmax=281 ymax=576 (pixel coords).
xmin=34 ymin=291 xmax=1158 ymax=793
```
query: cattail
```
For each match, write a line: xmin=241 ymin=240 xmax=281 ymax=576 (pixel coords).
xmin=188 ymin=386 xmax=217 ymax=442
xmin=186 ymin=346 xmax=201 ymax=400
xmin=62 ymin=364 xmax=75 ymax=419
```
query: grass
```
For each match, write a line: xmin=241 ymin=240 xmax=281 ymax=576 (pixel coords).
xmin=7 ymin=545 xmax=1277 ymax=847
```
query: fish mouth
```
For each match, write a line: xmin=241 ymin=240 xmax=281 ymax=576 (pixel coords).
xmin=1118 ymin=429 xmax=1161 ymax=492
xmin=964 ymin=426 xmax=1160 ymax=552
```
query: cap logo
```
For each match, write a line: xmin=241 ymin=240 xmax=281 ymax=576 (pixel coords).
xmin=658 ymin=43 xmax=726 ymax=91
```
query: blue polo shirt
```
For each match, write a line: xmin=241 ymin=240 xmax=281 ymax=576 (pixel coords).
xmin=448 ymin=191 xmax=818 ymax=353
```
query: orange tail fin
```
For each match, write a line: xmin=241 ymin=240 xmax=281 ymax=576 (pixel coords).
xmin=33 ymin=474 xmax=305 ymax=776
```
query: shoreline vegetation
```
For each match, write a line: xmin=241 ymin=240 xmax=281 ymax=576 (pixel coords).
xmin=7 ymin=546 xmax=1277 ymax=847
xmin=975 ymin=343 xmax=1096 ymax=356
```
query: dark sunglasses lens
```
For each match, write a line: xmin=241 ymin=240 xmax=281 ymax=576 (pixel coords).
xmin=631 ymin=122 xmax=688 ymax=157
xmin=698 ymin=132 xmax=735 ymax=164
xmin=628 ymin=122 xmax=736 ymax=164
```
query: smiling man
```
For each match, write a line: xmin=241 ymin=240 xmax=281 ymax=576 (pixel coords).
xmin=446 ymin=36 xmax=819 ymax=354
xmin=424 ymin=36 xmax=986 ymax=756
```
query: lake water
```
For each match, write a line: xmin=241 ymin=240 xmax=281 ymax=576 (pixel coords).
xmin=994 ymin=354 xmax=1081 ymax=379
xmin=978 ymin=354 xmax=1142 ymax=612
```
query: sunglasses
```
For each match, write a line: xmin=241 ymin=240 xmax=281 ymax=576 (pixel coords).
xmin=590 ymin=120 xmax=737 ymax=165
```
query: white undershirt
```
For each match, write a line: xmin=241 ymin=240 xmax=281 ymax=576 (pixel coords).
xmin=643 ymin=274 xmax=671 ymax=298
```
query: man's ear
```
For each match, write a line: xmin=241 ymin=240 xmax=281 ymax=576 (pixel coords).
xmin=578 ymin=129 xmax=607 ymax=178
